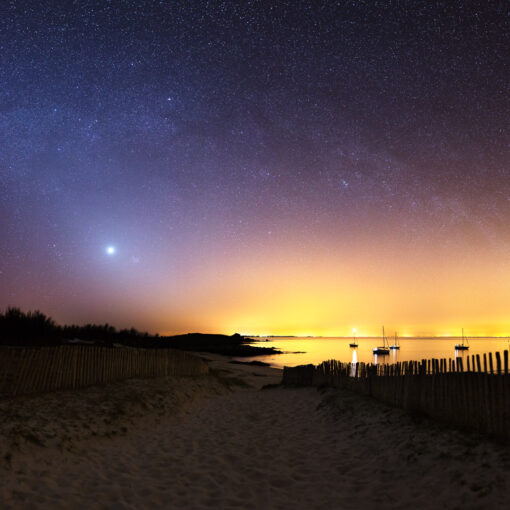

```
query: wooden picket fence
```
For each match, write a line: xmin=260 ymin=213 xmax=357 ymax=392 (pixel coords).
xmin=282 ymin=351 xmax=510 ymax=441
xmin=0 ymin=345 xmax=209 ymax=399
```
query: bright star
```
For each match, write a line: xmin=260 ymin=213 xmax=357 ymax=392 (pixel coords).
xmin=106 ymin=246 xmax=116 ymax=255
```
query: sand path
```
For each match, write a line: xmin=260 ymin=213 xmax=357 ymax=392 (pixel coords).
xmin=2 ymin=359 xmax=510 ymax=509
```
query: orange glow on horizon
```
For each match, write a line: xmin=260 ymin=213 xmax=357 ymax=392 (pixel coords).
xmin=25 ymin=197 xmax=510 ymax=339
xmin=150 ymin=231 xmax=510 ymax=337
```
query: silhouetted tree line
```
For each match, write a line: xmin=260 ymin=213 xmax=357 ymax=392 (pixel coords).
xmin=0 ymin=307 xmax=153 ymax=347
xmin=0 ymin=308 xmax=280 ymax=355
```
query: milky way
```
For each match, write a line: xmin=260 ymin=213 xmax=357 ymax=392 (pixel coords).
xmin=1 ymin=2 xmax=509 ymax=335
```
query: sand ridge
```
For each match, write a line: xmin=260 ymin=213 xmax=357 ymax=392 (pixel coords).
xmin=1 ymin=357 xmax=509 ymax=509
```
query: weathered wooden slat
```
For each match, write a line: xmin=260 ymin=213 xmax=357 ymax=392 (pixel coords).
xmin=496 ymin=351 xmax=501 ymax=375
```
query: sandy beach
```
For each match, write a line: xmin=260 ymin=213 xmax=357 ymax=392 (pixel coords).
xmin=1 ymin=354 xmax=509 ymax=509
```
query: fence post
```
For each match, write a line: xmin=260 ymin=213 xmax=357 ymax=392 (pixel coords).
xmin=495 ymin=351 xmax=501 ymax=375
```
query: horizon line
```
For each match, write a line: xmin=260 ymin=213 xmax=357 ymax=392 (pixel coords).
xmin=243 ymin=334 xmax=510 ymax=339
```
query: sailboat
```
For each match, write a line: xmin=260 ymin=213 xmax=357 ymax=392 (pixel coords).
xmin=455 ymin=328 xmax=469 ymax=351
xmin=349 ymin=328 xmax=358 ymax=348
xmin=373 ymin=326 xmax=390 ymax=355
xmin=389 ymin=331 xmax=400 ymax=350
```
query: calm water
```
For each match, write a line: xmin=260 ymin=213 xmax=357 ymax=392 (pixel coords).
xmin=241 ymin=336 xmax=510 ymax=369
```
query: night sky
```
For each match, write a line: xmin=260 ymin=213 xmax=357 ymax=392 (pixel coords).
xmin=1 ymin=1 xmax=509 ymax=336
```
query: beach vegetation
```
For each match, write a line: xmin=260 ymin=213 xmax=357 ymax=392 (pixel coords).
xmin=0 ymin=307 xmax=281 ymax=356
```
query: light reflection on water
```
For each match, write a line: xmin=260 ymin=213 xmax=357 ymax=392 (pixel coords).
xmin=350 ymin=348 xmax=357 ymax=376
xmin=243 ymin=337 xmax=510 ymax=369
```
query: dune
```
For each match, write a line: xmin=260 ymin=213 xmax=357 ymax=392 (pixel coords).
xmin=1 ymin=355 xmax=509 ymax=509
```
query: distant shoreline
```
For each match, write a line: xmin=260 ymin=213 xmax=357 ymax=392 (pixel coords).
xmin=248 ymin=335 xmax=510 ymax=340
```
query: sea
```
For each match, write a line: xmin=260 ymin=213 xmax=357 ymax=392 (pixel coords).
xmin=240 ymin=336 xmax=510 ymax=369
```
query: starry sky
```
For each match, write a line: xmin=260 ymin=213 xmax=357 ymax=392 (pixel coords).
xmin=1 ymin=1 xmax=509 ymax=336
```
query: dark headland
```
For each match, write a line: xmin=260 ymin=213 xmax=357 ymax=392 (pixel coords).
xmin=0 ymin=308 xmax=280 ymax=357
xmin=126 ymin=332 xmax=281 ymax=357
